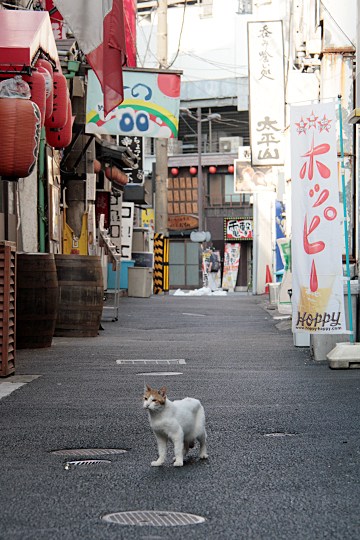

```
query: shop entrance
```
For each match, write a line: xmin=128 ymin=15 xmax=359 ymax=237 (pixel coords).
xmin=169 ymin=240 xmax=200 ymax=290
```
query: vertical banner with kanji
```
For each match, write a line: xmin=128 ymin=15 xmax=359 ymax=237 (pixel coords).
xmin=290 ymin=102 xmax=345 ymax=333
xmin=248 ymin=21 xmax=285 ymax=166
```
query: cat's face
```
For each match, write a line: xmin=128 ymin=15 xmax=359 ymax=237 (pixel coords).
xmin=143 ymin=385 xmax=167 ymax=412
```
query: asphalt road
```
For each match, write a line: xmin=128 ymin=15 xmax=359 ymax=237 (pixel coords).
xmin=1 ymin=293 xmax=360 ymax=540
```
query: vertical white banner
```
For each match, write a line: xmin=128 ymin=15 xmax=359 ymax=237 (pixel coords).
xmin=290 ymin=102 xmax=345 ymax=333
xmin=248 ymin=21 xmax=285 ymax=166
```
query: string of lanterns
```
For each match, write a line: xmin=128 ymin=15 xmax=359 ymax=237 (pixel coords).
xmin=170 ymin=164 xmax=235 ymax=176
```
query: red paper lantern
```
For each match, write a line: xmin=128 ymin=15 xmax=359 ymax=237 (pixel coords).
xmin=189 ymin=166 xmax=197 ymax=175
xmin=23 ymin=71 xmax=47 ymax=126
xmin=94 ymin=159 xmax=102 ymax=173
xmin=46 ymin=99 xmax=73 ymax=149
xmin=209 ymin=166 xmax=217 ymax=174
xmin=171 ymin=167 xmax=179 ymax=176
xmin=228 ymin=164 xmax=234 ymax=174
xmin=0 ymin=98 xmax=41 ymax=178
xmin=105 ymin=166 xmax=128 ymax=186
xmin=36 ymin=62 xmax=53 ymax=120
xmin=45 ymin=72 xmax=68 ymax=129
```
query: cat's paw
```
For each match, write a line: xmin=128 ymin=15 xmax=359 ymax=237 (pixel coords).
xmin=200 ymin=453 xmax=208 ymax=460
xmin=173 ymin=459 xmax=183 ymax=467
xmin=151 ymin=459 xmax=164 ymax=467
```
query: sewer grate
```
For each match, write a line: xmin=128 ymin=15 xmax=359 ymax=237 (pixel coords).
xmin=102 ymin=510 xmax=206 ymax=527
xmin=64 ymin=459 xmax=111 ymax=470
xmin=137 ymin=372 xmax=183 ymax=377
xmin=116 ymin=359 xmax=186 ymax=365
xmin=51 ymin=448 xmax=127 ymax=457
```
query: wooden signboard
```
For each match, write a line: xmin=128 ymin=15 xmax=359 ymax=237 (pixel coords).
xmin=168 ymin=215 xmax=199 ymax=231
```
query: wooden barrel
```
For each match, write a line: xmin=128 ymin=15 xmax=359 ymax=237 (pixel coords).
xmin=16 ymin=253 xmax=59 ymax=349
xmin=54 ymin=255 xmax=104 ymax=337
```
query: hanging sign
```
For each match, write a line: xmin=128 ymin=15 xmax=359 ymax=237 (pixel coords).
xmin=86 ymin=69 xmax=180 ymax=138
xmin=290 ymin=102 xmax=345 ymax=333
xmin=248 ymin=21 xmax=285 ymax=165
xmin=224 ymin=217 xmax=253 ymax=241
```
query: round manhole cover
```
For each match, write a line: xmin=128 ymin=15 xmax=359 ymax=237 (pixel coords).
xmin=51 ymin=448 xmax=127 ymax=457
xmin=64 ymin=459 xmax=111 ymax=470
xmin=102 ymin=510 xmax=206 ymax=527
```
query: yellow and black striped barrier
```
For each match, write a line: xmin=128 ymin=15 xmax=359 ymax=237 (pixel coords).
xmin=153 ymin=234 xmax=169 ymax=294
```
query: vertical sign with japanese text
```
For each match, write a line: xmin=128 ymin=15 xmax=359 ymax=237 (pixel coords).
xmin=248 ymin=21 xmax=285 ymax=166
xmin=290 ymin=102 xmax=345 ymax=333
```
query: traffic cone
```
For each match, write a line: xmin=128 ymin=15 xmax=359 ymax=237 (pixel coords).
xmin=265 ymin=265 xmax=272 ymax=294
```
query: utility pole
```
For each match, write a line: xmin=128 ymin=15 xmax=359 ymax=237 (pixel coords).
xmin=197 ymin=107 xmax=204 ymax=232
xmin=155 ymin=0 xmax=168 ymax=235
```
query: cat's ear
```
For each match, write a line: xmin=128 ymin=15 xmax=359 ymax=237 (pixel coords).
xmin=145 ymin=383 xmax=151 ymax=392
xmin=159 ymin=386 xmax=167 ymax=397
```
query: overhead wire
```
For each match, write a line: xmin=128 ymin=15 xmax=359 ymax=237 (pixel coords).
xmin=166 ymin=0 xmax=188 ymax=69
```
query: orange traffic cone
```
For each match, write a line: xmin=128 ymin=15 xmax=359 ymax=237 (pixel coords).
xmin=265 ymin=265 xmax=272 ymax=294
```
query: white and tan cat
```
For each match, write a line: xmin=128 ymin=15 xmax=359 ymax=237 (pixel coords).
xmin=143 ymin=385 xmax=208 ymax=467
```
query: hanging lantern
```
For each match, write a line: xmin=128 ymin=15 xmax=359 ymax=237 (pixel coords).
xmin=23 ymin=71 xmax=47 ymax=126
xmin=171 ymin=167 xmax=179 ymax=176
xmin=189 ymin=166 xmax=197 ymax=175
xmin=228 ymin=164 xmax=234 ymax=174
xmin=94 ymin=159 xmax=102 ymax=173
xmin=36 ymin=58 xmax=54 ymax=77
xmin=209 ymin=166 xmax=217 ymax=174
xmin=36 ymin=64 xmax=53 ymax=120
xmin=45 ymin=72 xmax=68 ymax=129
xmin=45 ymin=99 xmax=72 ymax=149
xmin=0 ymin=98 xmax=41 ymax=178
xmin=105 ymin=165 xmax=128 ymax=186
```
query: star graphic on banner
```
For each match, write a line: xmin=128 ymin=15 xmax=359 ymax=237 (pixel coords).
xmin=318 ymin=115 xmax=332 ymax=132
xmin=295 ymin=116 xmax=308 ymax=134
xmin=307 ymin=110 xmax=318 ymax=128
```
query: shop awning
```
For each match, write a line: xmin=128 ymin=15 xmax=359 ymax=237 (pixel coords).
xmin=0 ymin=11 xmax=60 ymax=69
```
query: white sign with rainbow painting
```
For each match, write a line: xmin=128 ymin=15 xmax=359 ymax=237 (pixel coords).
xmin=86 ymin=69 xmax=181 ymax=139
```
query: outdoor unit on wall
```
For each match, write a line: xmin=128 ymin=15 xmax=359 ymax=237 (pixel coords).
xmin=219 ymin=136 xmax=243 ymax=153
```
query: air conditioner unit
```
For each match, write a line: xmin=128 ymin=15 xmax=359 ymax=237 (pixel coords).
xmin=219 ymin=136 xmax=243 ymax=153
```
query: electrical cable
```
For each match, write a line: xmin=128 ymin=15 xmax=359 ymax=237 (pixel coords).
xmin=166 ymin=0 xmax=188 ymax=69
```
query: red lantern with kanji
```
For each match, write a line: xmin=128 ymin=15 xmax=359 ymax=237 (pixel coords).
xmin=45 ymin=99 xmax=72 ymax=149
xmin=23 ymin=71 xmax=47 ymax=126
xmin=209 ymin=166 xmax=217 ymax=174
xmin=228 ymin=164 xmax=234 ymax=174
xmin=189 ymin=166 xmax=197 ymax=175
xmin=0 ymin=98 xmax=41 ymax=178
xmin=171 ymin=167 xmax=179 ymax=176
xmin=45 ymin=72 xmax=68 ymax=129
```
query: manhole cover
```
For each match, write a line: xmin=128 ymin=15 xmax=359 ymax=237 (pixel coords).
xmin=64 ymin=459 xmax=111 ymax=470
xmin=137 ymin=372 xmax=183 ymax=376
xmin=51 ymin=448 xmax=127 ymax=457
xmin=116 ymin=359 xmax=186 ymax=365
xmin=102 ymin=511 xmax=206 ymax=527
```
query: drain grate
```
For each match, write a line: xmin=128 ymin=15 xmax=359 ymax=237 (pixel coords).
xmin=64 ymin=459 xmax=111 ymax=470
xmin=51 ymin=448 xmax=127 ymax=457
xmin=102 ymin=510 xmax=205 ymax=527
xmin=116 ymin=359 xmax=186 ymax=365
xmin=137 ymin=372 xmax=183 ymax=376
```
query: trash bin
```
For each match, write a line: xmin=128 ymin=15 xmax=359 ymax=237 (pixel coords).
xmin=128 ymin=267 xmax=153 ymax=298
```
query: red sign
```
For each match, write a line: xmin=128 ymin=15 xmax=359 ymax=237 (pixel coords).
xmin=224 ymin=217 xmax=253 ymax=241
